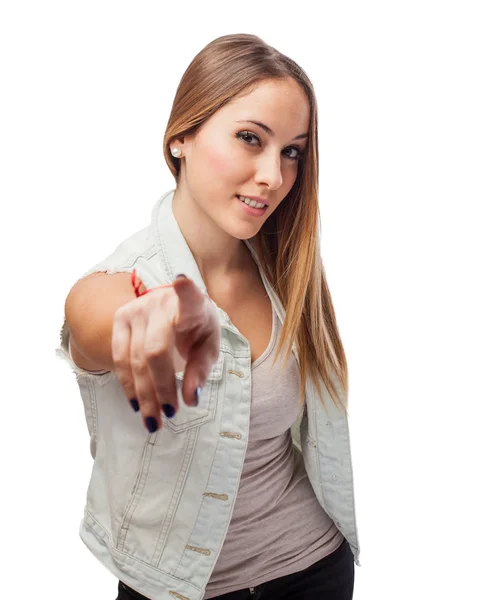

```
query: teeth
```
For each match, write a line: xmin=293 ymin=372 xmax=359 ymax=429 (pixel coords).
xmin=238 ymin=195 xmax=266 ymax=209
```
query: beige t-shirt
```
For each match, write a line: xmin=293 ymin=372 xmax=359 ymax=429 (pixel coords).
xmin=204 ymin=307 xmax=344 ymax=599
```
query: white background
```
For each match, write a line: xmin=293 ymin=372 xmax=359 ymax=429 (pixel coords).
xmin=1 ymin=1 xmax=489 ymax=598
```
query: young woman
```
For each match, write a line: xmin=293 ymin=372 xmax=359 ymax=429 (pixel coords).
xmin=59 ymin=33 xmax=360 ymax=600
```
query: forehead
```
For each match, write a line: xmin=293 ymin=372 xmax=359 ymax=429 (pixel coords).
xmin=218 ymin=79 xmax=310 ymax=135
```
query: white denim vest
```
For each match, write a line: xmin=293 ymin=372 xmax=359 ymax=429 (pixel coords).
xmin=56 ymin=189 xmax=361 ymax=600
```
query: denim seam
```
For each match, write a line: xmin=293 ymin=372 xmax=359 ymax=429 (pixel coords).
xmin=153 ymin=427 xmax=200 ymax=569
xmin=118 ymin=435 xmax=155 ymax=552
xmin=86 ymin=378 xmax=98 ymax=447
xmin=173 ymin=449 xmax=210 ymax=576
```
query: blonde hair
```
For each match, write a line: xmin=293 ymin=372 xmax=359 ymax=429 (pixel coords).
xmin=163 ymin=34 xmax=349 ymax=414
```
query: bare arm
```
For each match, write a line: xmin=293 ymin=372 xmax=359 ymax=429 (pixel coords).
xmin=64 ymin=272 xmax=139 ymax=372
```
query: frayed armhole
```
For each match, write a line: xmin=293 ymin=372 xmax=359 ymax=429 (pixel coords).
xmin=55 ymin=316 xmax=116 ymax=385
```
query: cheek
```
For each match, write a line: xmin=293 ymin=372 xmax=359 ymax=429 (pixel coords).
xmin=202 ymin=141 xmax=242 ymax=181
xmin=285 ymin=167 xmax=299 ymax=190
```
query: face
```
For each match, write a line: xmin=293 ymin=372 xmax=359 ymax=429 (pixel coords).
xmin=175 ymin=77 xmax=311 ymax=240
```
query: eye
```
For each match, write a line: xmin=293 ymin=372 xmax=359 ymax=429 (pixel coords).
xmin=236 ymin=131 xmax=260 ymax=146
xmin=283 ymin=146 xmax=303 ymax=160
xmin=235 ymin=131 xmax=304 ymax=162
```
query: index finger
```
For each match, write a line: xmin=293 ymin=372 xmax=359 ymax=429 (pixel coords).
xmin=171 ymin=275 xmax=210 ymax=333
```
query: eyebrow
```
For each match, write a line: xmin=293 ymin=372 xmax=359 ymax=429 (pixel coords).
xmin=236 ymin=120 xmax=309 ymax=141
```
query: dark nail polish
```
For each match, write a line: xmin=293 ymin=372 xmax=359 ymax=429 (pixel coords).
xmin=130 ymin=398 xmax=140 ymax=412
xmin=145 ymin=416 xmax=158 ymax=433
xmin=175 ymin=273 xmax=187 ymax=280
xmin=194 ymin=386 xmax=201 ymax=406
xmin=162 ymin=404 xmax=175 ymax=418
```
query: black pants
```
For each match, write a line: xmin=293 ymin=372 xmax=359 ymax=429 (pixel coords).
xmin=116 ymin=537 xmax=355 ymax=599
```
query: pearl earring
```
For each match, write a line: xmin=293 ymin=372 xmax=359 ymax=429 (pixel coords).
xmin=171 ymin=147 xmax=181 ymax=157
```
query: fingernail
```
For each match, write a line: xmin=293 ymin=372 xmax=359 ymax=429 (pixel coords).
xmin=145 ymin=416 xmax=158 ymax=433
xmin=130 ymin=398 xmax=140 ymax=412
xmin=194 ymin=386 xmax=201 ymax=406
xmin=175 ymin=273 xmax=187 ymax=280
xmin=162 ymin=404 xmax=175 ymax=418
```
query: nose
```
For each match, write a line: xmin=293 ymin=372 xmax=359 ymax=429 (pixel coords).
xmin=254 ymin=150 xmax=283 ymax=191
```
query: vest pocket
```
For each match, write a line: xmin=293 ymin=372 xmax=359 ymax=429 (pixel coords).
xmin=163 ymin=351 xmax=225 ymax=433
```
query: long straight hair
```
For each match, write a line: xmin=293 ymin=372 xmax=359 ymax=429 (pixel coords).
xmin=163 ymin=34 xmax=349 ymax=414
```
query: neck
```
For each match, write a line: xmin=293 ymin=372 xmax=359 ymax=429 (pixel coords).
xmin=172 ymin=187 xmax=251 ymax=284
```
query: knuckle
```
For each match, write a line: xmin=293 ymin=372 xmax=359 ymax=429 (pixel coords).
xmin=133 ymin=301 xmax=147 ymax=316
xmin=145 ymin=344 xmax=171 ymax=362
xmin=114 ymin=304 xmax=129 ymax=322
xmin=131 ymin=358 xmax=148 ymax=376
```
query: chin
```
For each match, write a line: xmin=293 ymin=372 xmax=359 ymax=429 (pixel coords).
xmin=224 ymin=223 xmax=261 ymax=241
